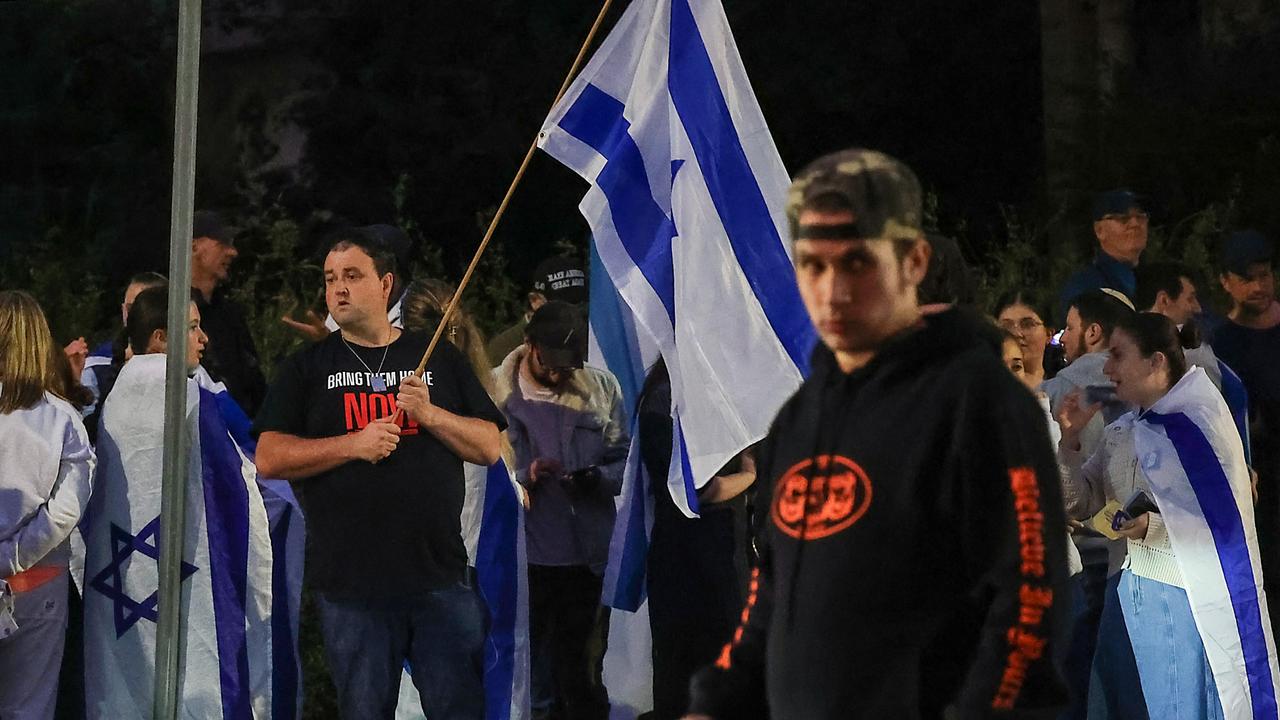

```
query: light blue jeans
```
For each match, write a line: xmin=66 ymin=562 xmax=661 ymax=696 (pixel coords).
xmin=1117 ymin=570 xmax=1225 ymax=720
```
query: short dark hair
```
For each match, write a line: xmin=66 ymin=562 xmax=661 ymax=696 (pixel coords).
xmin=128 ymin=271 xmax=168 ymax=289
xmin=1069 ymin=290 xmax=1133 ymax=343
xmin=1134 ymin=262 xmax=1194 ymax=311
xmin=126 ymin=285 xmax=168 ymax=355
xmin=326 ymin=227 xmax=397 ymax=279
xmin=1113 ymin=312 xmax=1197 ymax=390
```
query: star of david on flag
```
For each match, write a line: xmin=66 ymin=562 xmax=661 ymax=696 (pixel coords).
xmin=88 ymin=517 xmax=198 ymax=638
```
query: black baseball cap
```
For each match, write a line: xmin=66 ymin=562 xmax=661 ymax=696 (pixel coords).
xmin=1092 ymin=190 xmax=1147 ymax=221
xmin=531 ymin=256 xmax=587 ymax=305
xmin=362 ymin=224 xmax=413 ymax=275
xmin=527 ymin=301 xmax=586 ymax=369
xmin=192 ymin=210 xmax=239 ymax=245
xmin=1220 ymin=230 xmax=1274 ymax=277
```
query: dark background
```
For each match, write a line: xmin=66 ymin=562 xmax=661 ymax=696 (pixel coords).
xmin=2 ymin=0 xmax=1279 ymax=346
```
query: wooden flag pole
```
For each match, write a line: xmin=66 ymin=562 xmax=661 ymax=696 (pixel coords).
xmin=408 ymin=0 xmax=614 ymax=380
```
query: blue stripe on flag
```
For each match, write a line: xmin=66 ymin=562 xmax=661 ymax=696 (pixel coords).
xmin=611 ymin=423 xmax=651 ymax=611
xmin=1219 ymin=360 xmax=1252 ymax=465
xmin=198 ymin=389 xmax=254 ymax=720
xmin=558 ymin=84 xmax=678 ymax=323
xmin=476 ymin=461 xmax=519 ymax=720
xmin=268 ymin=503 xmax=297 ymax=720
xmin=1147 ymin=410 xmax=1277 ymax=718
xmin=588 ymin=238 xmax=648 ymax=418
xmin=672 ymin=411 xmax=700 ymax=516
xmin=668 ymin=0 xmax=816 ymax=373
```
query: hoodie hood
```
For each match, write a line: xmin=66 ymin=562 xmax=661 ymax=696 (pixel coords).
xmin=808 ymin=306 xmax=1005 ymax=385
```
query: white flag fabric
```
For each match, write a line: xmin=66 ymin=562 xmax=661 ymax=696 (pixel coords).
xmin=1131 ymin=367 xmax=1280 ymax=719
xmin=82 ymin=355 xmax=274 ymax=718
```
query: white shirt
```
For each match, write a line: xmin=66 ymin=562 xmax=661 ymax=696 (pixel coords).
xmin=0 ymin=388 xmax=96 ymax=576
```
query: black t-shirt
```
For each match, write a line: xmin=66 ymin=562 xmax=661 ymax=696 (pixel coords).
xmin=252 ymin=330 xmax=506 ymax=598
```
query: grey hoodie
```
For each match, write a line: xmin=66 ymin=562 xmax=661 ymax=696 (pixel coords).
xmin=493 ymin=347 xmax=629 ymax=573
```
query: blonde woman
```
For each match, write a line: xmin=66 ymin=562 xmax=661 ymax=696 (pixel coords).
xmin=0 ymin=290 xmax=96 ymax=720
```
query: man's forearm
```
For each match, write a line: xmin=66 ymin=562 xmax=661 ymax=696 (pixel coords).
xmin=257 ymin=431 xmax=355 ymax=480
xmin=422 ymin=410 xmax=500 ymax=466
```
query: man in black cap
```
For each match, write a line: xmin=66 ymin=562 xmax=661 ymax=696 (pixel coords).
xmin=685 ymin=149 xmax=1068 ymax=719
xmin=191 ymin=210 xmax=267 ymax=416
xmin=1212 ymin=229 xmax=1280 ymax=631
xmin=1057 ymin=190 xmax=1150 ymax=323
xmin=492 ymin=300 xmax=627 ymax=720
xmin=486 ymin=256 xmax=588 ymax=366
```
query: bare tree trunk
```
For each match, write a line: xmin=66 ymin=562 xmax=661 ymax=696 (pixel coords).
xmin=1040 ymin=0 xmax=1100 ymax=263
xmin=1096 ymin=0 xmax=1135 ymax=102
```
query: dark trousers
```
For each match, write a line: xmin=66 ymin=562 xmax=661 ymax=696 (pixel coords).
xmin=646 ymin=504 xmax=740 ymax=720
xmin=315 ymin=583 xmax=486 ymax=720
xmin=528 ymin=564 xmax=609 ymax=720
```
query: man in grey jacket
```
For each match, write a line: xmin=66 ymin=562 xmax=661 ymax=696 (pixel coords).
xmin=494 ymin=300 xmax=628 ymax=720
xmin=1040 ymin=287 xmax=1143 ymax=719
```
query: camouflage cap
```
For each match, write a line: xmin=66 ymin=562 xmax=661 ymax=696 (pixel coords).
xmin=786 ymin=148 xmax=923 ymax=242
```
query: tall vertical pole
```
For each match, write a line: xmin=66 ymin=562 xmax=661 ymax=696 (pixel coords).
xmin=153 ymin=0 xmax=202 ymax=715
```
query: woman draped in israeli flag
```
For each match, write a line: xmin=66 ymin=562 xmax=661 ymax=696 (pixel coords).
xmin=1059 ymin=312 xmax=1279 ymax=720
xmin=81 ymin=286 xmax=276 ymax=718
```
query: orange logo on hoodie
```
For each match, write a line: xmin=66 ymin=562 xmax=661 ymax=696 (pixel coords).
xmin=771 ymin=454 xmax=872 ymax=540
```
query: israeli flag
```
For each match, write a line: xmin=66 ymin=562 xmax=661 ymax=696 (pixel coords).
xmin=539 ymin=0 xmax=814 ymax=523
xmin=1133 ymin=367 xmax=1280 ymax=720
xmin=394 ymin=459 xmax=532 ymax=720
xmin=82 ymin=355 xmax=276 ymax=718
xmin=542 ymin=1 xmax=814 ymax=716
xmin=195 ymin=366 xmax=306 ymax=720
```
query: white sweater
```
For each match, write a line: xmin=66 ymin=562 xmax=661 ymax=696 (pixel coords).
xmin=1058 ymin=414 xmax=1182 ymax=588
xmin=0 ymin=388 xmax=96 ymax=576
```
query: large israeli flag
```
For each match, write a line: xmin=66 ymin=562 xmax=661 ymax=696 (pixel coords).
xmin=543 ymin=2 xmax=814 ymax=716
xmin=1132 ymin=367 xmax=1280 ymax=720
xmin=82 ymin=355 xmax=275 ymax=718
xmin=539 ymin=0 xmax=815 ymax=523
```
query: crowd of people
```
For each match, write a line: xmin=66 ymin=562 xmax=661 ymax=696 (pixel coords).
xmin=1 ymin=147 xmax=1277 ymax=720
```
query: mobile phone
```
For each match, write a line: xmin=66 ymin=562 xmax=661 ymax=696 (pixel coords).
xmin=1112 ymin=490 xmax=1159 ymax=530
xmin=1085 ymin=384 xmax=1118 ymax=405
xmin=1122 ymin=490 xmax=1159 ymax=516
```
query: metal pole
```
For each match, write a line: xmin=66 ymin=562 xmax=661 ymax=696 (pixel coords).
xmin=153 ymin=0 xmax=202 ymax=715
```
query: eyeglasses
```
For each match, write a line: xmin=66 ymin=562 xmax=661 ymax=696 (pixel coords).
xmin=999 ymin=318 xmax=1045 ymax=333
xmin=1100 ymin=211 xmax=1149 ymax=224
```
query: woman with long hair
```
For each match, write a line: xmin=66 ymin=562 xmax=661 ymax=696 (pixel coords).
xmin=1058 ymin=312 xmax=1273 ymax=718
xmin=0 ymin=290 xmax=96 ymax=719
xmin=994 ymin=291 xmax=1058 ymax=388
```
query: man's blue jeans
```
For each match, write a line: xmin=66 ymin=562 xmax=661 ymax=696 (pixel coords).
xmin=316 ymin=583 xmax=487 ymax=720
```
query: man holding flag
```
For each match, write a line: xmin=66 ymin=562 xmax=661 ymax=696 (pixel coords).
xmin=255 ymin=229 xmax=506 ymax=719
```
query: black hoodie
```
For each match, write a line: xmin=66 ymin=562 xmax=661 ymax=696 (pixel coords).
xmin=688 ymin=308 xmax=1070 ymax=719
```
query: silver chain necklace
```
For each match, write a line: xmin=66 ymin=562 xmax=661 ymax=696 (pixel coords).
xmin=342 ymin=335 xmax=392 ymax=391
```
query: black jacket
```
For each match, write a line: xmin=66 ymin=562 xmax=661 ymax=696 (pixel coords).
xmin=195 ymin=288 xmax=266 ymax=417
xmin=688 ymin=308 xmax=1070 ymax=719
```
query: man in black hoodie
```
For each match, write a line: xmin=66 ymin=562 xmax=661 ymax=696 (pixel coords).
xmin=685 ymin=149 xmax=1070 ymax=719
